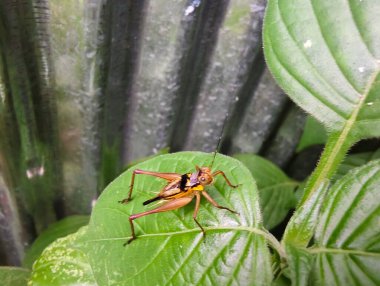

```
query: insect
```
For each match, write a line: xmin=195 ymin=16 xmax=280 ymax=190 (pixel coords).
xmin=119 ymin=161 xmax=239 ymax=245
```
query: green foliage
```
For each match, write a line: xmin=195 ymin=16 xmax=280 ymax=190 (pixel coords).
xmin=3 ymin=0 xmax=380 ymax=285
xmin=264 ymin=0 xmax=380 ymax=247
xmin=311 ymin=160 xmax=380 ymax=285
xmin=30 ymin=152 xmax=274 ymax=285
xmin=234 ymin=154 xmax=298 ymax=229
xmin=264 ymin=0 xmax=380 ymax=139
xmin=82 ymin=152 xmax=272 ymax=285
xmin=0 ymin=267 xmax=30 ymax=286
xmin=23 ymin=215 xmax=89 ymax=268
xmin=29 ymin=227 xmax=96 ymax=285
xmin=296 ymin=116 xmax=327 ymax=152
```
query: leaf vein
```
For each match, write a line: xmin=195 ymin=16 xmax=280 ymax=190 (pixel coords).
xmin=276 ymin=1 xmax=359 ymax=105
xmin=310 ymin=1 xmax=362 ymax=94
xmin=347 ymin=0 xmax=378 ymax=60
xmin=163 ymin=235 xmax=203 ymax=286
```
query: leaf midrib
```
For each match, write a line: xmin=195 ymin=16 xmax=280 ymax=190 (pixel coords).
xmin=301 ymin=67 xmax=380 ymax=206
xmin=84 ymin=225 xmax=285 ymax=259
xmin=86 ymin=226 xmax=266 ymax=241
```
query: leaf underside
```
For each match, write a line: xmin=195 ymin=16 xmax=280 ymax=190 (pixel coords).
xmin=310 ymin=160 xmax=380 ymax=285
xmin=264 ymin=0 xmax=380 ymax=140
xmin=282 ymin=160 xmax=380 ymax=285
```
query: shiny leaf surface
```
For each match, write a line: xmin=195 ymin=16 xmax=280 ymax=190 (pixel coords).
xmin=83 ymin=152 xmax=273 ymax=285
xmin=29 ymin=227 xmax=96 ymax=286
xmin=23 ymin=215 xmax=89 ymax=268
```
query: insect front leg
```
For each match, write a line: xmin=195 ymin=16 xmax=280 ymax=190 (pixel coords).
xmin=202 ymin=191 xmax=239 ymax=215
xmin=119 ymin=169 xmax=181 ymax=204
xmin=212 ymin=170 xmax=239 ymax=188
xmin=126 ymin=196 xmax=193 ymax=245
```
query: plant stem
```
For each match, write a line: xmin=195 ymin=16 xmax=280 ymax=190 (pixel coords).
xmin=298 ymin=131 xmax=353 ymax=207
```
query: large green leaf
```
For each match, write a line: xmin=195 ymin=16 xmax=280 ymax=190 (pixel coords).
xmin=83 ymin=152 xmax=273 ymax=285
xmin=234 ymin=154 xmax=298 ymax=229
xmin=23 ymin=215 xmax=89 ymax=268
xmin=0 ymin=267 xmax=30 ymax=286
xmin=309 ymin=160 xmax=380 ymax=285
xmin=29 ymin=227 xmax=96 ymax=286
xmin=264 ymin=0 xmax=380 ymax=139
xmin=264 ymin=0 xmax=380 ymax=245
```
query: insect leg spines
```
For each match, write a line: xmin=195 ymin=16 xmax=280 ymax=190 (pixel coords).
xmin=126 ymin=196 xmax=193 ymax=245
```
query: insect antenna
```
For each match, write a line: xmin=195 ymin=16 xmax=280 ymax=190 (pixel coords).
xmin=210 ymin=111 xmax=230 ymax=170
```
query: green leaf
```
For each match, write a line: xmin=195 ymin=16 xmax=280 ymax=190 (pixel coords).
xmin=83 ymin=152 xmax=273 ymax=285
xmin=264 ymin=0 xmax=380 ymax=243
xmin=283 ymin=180 xmax=329 ymax=246
xmin=29 ymin=226 xmax=96 ymax=286
xmin=264 ymin=0 xmax=380 ymax=140
xmin=286 ymin=244 xmax=314 ymax=286
xmin=309 ymin=160 xmax=380 ymax=285
xmin=23 ymin=215 xmax=89 ymax=268
xmin=0 ymin=267 xmax=30 ymax=286
xmin=234 ymin=154 xmax=298 ymax=229
xmin=296 ymin=116 xmax=327 ymax=152
xmin=273 ymin=275 xmax=292 ymax=286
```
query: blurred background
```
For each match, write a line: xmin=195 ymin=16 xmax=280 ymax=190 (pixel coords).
xmin=1 ymin=0 xmax=378 ymax=267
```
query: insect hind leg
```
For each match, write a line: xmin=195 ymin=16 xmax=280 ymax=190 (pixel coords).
xmin=125 ymin=197 xmax=193 ymax=245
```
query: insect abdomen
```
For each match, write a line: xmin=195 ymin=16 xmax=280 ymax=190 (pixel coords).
xmin=142 ymin=196 xmax=161 ymax=205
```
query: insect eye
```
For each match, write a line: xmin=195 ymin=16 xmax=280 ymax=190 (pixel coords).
xmin=200 ymin=177 xmax=206 ymax=181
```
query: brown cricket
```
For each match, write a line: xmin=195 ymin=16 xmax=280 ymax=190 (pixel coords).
xmin=119 ymin=165 xmax=239 ymax=245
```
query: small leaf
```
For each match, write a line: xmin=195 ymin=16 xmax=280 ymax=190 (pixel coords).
xmin=23 ymin=215 xmax=89 ymax=268
xmin=296 ymin=116 xmax=327 ymax=152
xmin=29 ymin=227 xmax=96 ymax=286
xmin=0 ymin=267 xmax=30 ymax=286
xmin=310 ymin=160 xmax=380 ymax=285
xmin=83 ymin=152 xmax=273 ymax=285
xmin=235 ymin=154 xmax=298 ymax=229
xmin=283 ymin=180 xmax=329 ymax=246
